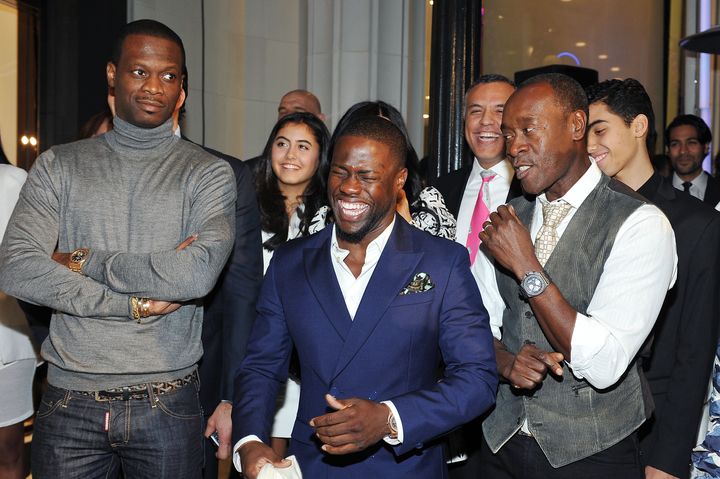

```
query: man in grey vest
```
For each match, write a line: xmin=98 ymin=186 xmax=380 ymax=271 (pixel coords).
xmin=476 ymin=73 xmax=677 ymax=477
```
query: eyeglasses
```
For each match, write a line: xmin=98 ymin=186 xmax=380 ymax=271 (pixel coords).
xmin=502 ymin=125 xmax=548 ymax=143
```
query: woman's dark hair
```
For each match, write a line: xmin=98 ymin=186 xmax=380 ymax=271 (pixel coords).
xmin=79 ymin=108 xmax=114 ymax=139
xmin=256 ymin=112 xmax=330 ymax=251
xmin=0 ymin=135 xmax=9 ymax=165
xmin=330 ymin=101 xmax=424 ymax=202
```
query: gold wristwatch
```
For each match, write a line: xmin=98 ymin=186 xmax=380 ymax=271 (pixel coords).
xmin=69 ymin=248 xmax=89 ymax=274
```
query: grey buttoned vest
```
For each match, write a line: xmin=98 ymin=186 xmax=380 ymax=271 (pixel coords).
xmin=482 ymin=174 xmax=655 ymax=467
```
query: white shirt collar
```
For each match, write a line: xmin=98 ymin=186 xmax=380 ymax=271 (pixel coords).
xmin=470 ymin=157 xmax=513 ymax=182
xmin=330 ymin=217 xmax=396 ymax=266
xmin=538 ymin=158 xmax=601 ymax=209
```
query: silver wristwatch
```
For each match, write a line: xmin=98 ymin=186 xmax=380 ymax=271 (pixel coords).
xmin=520 ymin=270 xmax=551 ymax=298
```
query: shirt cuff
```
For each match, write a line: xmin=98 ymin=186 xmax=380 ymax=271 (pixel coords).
xmin=232 ymin=435 xmax=262 ymax=472
xmin=566 ymin=311 xmax=619 ymax=383
xmin=381 ymin=400 xmax=404 ymax=445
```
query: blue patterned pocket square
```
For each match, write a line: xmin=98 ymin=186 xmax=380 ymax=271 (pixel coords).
xmin=399 ymin=272 xmax=435 ymax=295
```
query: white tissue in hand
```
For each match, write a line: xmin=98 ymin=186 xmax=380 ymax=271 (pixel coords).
xmin=257 ymin=455 xmax=302 ymax=479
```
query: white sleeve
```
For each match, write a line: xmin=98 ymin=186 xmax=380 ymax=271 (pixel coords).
xmin=567 ymin=204 xmax=677 ymax=389
xmin=472 ymin=249 xmax=505 ymax=339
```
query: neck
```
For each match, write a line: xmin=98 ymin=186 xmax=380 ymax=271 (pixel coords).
xmin=475 ymin=156 xmax=505 ymax=170
xmin=615 ymin=150 xmax=655 ymax=191
xmin=105 ymin=116 xmax=177 ymax=158
xmin=545 ymin=153 xmax=591 ymax=202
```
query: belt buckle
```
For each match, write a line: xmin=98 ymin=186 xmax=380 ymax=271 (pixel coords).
xmin=94 ymin=391 xmax=111 ymax=402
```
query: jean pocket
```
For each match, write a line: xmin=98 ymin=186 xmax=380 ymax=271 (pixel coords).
xmin=36 ymin=387 xmax=68 ymax=419
xmin=154 ymin=383 xmax=203 ymax=420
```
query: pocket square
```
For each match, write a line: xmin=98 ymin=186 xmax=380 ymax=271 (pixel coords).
xmin=399 ymin=272 xmax=435 ymax=295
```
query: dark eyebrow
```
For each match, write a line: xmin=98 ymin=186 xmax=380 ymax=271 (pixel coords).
xmin=274 ymin=135 xmax=290 ymax=142
xmin=587 ymin=119 xmax=607 ymax=129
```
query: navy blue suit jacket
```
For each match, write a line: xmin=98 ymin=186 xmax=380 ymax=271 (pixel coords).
xmin=232 ymin=217 xmax=497 ymax=478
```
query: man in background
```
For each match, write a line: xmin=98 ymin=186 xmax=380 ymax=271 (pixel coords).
xmin=587 ymin=78 xmax=720 ymax=479
xmin=666 ymin=114 xmax=720 ymax=210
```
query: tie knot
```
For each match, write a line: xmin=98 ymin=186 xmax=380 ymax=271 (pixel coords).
xmin=541 ymin=200 xmax=572 ymax=228
xmin=682 ymin=181 xmax=692 ymax=192
xmin=481 ymin=170 xmax=496 ymax=183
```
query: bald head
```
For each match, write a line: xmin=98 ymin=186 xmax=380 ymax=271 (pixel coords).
xmin=278 ymin=90 xmax=324 ymax=121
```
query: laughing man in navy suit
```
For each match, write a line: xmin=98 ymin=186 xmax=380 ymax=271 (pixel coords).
xmin=230 ymin=115 xmax=498 ymax=478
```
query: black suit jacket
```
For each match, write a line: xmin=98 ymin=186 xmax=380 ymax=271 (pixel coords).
xmin=197 ymin=144 xmax=263 ymax=414
xmin=435 ymin=162 xmax=523 ymax=219
xmin=638 ymin=174 xmax=720 ymax=478
xmin=702 ymin=171 xmax=720 ymax=207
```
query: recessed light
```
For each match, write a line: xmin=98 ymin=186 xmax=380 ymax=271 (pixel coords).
xmin=610 ymin=66 xmax=620 ymax=72
xmin=598 ymin=54 xmax=608 ymax=60
xmin=423 ymin=114 xmax=430 ymax=119
xmin=575 ymin=41 xmax=587 ymax=47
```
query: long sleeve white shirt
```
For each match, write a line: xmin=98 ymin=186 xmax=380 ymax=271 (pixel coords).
xmin=478 ymin=161 xmax=677 ymax=389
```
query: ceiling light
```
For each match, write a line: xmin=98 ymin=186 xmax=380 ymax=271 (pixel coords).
xmin=598 ymin=54 xmax=608 ymax=60
xmin=575 ymin=41 xmax=587 ymax=47
xmin=610 ymin=66 xmax=620 ymax=72
xmin=20 ymin=135 xmax=29 ymax=145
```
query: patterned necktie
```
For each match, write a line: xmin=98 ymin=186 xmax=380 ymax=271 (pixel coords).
xmin=535 ymin=200 xmax=573 ymax=267
xmin=466 ymin=171 xmax=496 ymax=265
xmin=683 ymin=181 xmax=692 ymax=193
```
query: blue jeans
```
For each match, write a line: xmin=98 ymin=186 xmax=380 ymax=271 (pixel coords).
xmin=31 ymin=378 xmax=204 ymax=479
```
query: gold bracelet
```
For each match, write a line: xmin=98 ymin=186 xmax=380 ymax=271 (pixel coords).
xmin=140 ymin=298 xmax=151 ymax=318
xmin=130 ymin=296 xmax=141 ymax=323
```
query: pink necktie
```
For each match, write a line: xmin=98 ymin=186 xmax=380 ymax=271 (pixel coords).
xmin=466 ymin=172 xmax=495 ymax=265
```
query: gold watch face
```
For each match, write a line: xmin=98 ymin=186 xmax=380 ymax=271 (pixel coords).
xmin=71 ymin=250 xmax=87 ymax=263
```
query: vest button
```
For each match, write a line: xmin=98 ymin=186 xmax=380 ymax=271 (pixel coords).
xmin=524 ymin=311 xmax=532 ymax=318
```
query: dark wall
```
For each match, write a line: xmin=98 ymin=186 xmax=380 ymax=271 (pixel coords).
xmin=39 ymin=0 xmax=126 ymax=150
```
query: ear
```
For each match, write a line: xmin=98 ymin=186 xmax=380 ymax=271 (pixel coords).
xmin=106 ymin=62 xmax=116 ymax=88
xmin=704 ymin=142 xmax=711 ymax=156
xmin=397 ymin=167 xmax=408 ymax=189
xmin=631 ymin=114 xmax=649 ymax=139
xmin=174 ymin=87 xmax=186 ymax=114
xmin=318 ymin=112 xmax=327 ymax=123
xmin=571 ymin=110 xmax=587 ymax=141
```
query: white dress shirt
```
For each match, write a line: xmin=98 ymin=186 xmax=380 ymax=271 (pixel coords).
xmin=454 ymin=158 xmax=514 ymax=337
xmin=672 ymin=171 xmax=720 ymax=211
xmin=233 ymin=220 xmax=403 ymax=471
xmin=478 ymin=161 xmax=677 ymax=389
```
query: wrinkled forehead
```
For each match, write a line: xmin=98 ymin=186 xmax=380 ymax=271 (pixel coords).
xmin=502 ymin=84 xmax=558 ymax=127
xmin=280 ymin=93 xmax=319 ymax=114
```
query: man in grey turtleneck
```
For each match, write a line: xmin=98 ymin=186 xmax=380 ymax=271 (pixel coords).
xmin=0 ymin=20 xmax=235 ymax=478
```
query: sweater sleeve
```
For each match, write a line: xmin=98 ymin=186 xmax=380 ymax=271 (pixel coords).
xmin=81 ymin=159 xmax=236 ymax=301
xmin=0 ymin=150 xmax=131 ymax=319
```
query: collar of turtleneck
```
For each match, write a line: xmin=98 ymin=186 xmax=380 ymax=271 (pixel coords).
xmin=105 ymin=116 xmax=178 ymax=158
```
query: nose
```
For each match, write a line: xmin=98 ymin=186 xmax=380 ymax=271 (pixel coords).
xmin=587 ymin=136 xmax=597 ymax=154
xmin=143 ymin=75 xmax=162 ymax=95
xmin=339 ymin=174 xmax=361 ymax=195
xmin=479 ymin=109 xmax=493 ymax=125
xmin=506 ymin=133 xmax=527 ymax=159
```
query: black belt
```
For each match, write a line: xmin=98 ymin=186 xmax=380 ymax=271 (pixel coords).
xmin=74 ymin=371 xmax=197 ymax=402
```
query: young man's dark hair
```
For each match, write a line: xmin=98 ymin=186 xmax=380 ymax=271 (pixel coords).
xmin=586 ymin=78 xmax=657 ymax=153
xmin=520 ymin=72 xmax=588 ymax=118
xmin=332 ymin=115 xmax=407 ymax=169
xmin=111 ymin=19 xmax=186 ymax=69
xmin=665 ymin=114 xmax=712 ymax=146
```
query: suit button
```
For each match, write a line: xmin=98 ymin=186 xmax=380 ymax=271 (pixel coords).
xmin=524 ymin=311 xmax=532 ymax=318
xmin=415 ymin=442 xmax=423 ymax=449
xmin=329 ymin=386 xmax=339 ymax=396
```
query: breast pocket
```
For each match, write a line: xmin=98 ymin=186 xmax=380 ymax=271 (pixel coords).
xmin=389 ymin=291 xmax=436 ymax=307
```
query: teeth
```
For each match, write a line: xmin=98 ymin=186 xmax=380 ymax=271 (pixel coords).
xmin=518 ymin=166 xmax=530 ymax=172
xmin=339 ymin=201 xmax=368 ymax=210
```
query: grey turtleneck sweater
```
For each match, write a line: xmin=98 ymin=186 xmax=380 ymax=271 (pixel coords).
xmin=0 ymin=117 xmax=236 ymax=391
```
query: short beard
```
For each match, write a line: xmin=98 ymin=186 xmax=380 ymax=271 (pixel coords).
xmin=336 ymin=208 xmax=387 ymax=244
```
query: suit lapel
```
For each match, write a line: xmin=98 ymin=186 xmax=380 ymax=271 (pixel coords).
xmin=303 ymin=229 xmax=353 ymax=341
xmin=507 ymin=175 xmax=523 ymax=201
xmin=331 ymin=219 xmax=423 ymax=379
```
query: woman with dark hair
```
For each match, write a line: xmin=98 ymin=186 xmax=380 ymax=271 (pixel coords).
xmin=317 ymin=101 xmax=456 ymax=239
xmin=254 ymin=111 xmax=330 ymax=457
